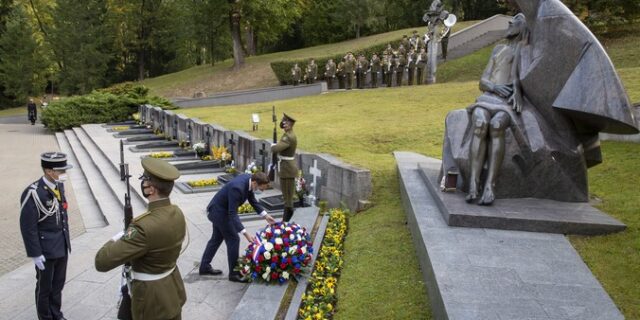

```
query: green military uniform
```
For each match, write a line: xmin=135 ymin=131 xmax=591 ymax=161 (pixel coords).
xmin=370 ymin=54 xmax=381 ymax=88
xmin=417 ymin=50 xmax=428 ymax=85
xmin=271 ymin=113 xmax=298 ymax=222
xmin=306 ymin=60 xmax=318 ymax=84
xmin=396 ymin=53 xmax=406 ymax=87
xmin=401 ymin=35 xmax=410 ymax=52
xmin=344 ymin=54 xmax=356 ymax=90
xmin=337 ymin=60 xmax=345 ymax=89
xmin=384 ymin=55 xmax=394 ymax=87
xmin=291 ymin=65 xmax=301 ymax=86
xmin=324 ymin=60 xmax=336 ymax=89
xmin=95 ymin=158 xmax=186 ymax=320
xmin=407 ymin=51 xmax=418 ymax=85
xmin=356 ymin=55 xmax=369 ymax=89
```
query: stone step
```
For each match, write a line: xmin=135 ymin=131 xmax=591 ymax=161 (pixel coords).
xmin=55 ymin=132 xmax=107 ymax=229
xmin=394 ymin=151 xmax=623 ymax=320
xmin=72 ymin=127 xmax=147 ymax=217
xmin=64 ymin=129 xmax=126 ymax=228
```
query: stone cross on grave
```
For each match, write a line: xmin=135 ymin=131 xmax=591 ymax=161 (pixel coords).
xmin=308 ymin=159 xmax=322 ymax=206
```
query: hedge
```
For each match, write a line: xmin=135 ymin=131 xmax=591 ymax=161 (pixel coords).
xmin=270 ymin=39 xmax=406 ymax=85
xmin=41 ymin=83 xmax=176 ymax=131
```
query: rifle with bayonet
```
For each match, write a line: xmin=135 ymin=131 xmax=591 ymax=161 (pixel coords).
xmin=267 ymin=106 xmax=278 ymax=181
xmin=117 ymin=163 xmax=133 ymax=320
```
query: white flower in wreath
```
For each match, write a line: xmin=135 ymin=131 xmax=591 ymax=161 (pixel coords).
xmin=274 ymin=229 xmax=282 ymax=235
xmin=301 ymin=246 xmax=307 ymax=254
xmin=264 ymin=242 xmax=274 ymax=251
xmin=282 ymin=271 xmax=290 ymax=280
xmin=285 ymin=227 xmax=292 ymax=232
xmin=289 ymin=234 xmax=295 ymax=241
xmin=289 ymin=245 xmax=298 ymax=255
xmin=262 ymin=272 xmax=270 ymax=280
xmin=192 ymin=142 xmax=206 ymax=152
xmin=275 ymin=238 xmax=283 ymax=245
xmin=243 ymin=265 xmax=250 ymax=272
xmin=264 ymin=251 xmax=271 ymax=260
xmin=281 ymin=252 xmax=287 ymax=258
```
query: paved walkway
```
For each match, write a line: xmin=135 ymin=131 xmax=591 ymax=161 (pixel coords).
xmin=0 ymin=123 xmax=85 ymax=276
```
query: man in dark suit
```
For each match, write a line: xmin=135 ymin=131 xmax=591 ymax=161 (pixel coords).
xmin=27 ymin=98 xmax=37 ymax=125
xmin=19 ymin=152 xmax=73 ymax=320
xmin=199 ymin=172 xmax=276 ymax=282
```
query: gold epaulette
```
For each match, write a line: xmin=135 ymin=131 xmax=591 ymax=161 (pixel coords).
xmin=133 ymin=211 xmax=151 ymax=222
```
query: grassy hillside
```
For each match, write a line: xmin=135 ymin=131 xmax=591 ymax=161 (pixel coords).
xmin=178 ymin=31 xmax=640 ymax=319
xmin=141 ymin=21 xmax=478 ymax=98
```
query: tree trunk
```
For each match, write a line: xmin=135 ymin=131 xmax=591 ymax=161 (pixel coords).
xmin=138 ymin=0 xmax=147 ymax=81
xmin=229 ymin=6 xmax=244 ymax=70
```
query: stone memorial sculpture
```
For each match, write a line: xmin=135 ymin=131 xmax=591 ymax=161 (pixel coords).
xmin=440 ymin=0 xmax=638 ymax=205
xmin=423 ymin=0 xmax=456 ymax=84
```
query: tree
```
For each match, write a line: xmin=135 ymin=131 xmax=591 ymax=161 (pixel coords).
xmin=242 ymin=0 xmax=306 ymax=55
xmin=0 ymin=3 xmax=48 ymax=102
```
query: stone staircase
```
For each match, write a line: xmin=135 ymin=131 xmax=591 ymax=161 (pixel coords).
xmin=442 ymin=14 xmax=512 ymax=61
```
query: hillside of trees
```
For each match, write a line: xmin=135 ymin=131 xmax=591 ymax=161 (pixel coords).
xmin=0 ymin=0 xmax=638 ymax=108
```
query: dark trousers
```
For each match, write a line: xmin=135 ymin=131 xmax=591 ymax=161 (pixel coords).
xmin=346 ymin=73 xmax=353 ymax=90
xmin=35 ymin=255 xmax=68 ymax=320
xmin=386 ymin=71 xmax=393 ymax=87
xmin=417 ymin=68 xmax=424 ymax=85
xmin=338 ymin=75 xmax=345 ymax=89
xmin=408 ymin=68 xmax=415 ymax=85
xmin=200 ymin=219 xmax=240 ymax=276
xmin=371 ymin=72 xmax=378 ymax=88
xmin=326 ymin=77 xmax=333 ymax=89
xmin=396 ymin=67 xmax=404 ymax=86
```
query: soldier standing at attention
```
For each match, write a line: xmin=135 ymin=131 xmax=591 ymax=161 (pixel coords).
xmin=407 ymin=48 xmax=418 ymax=85
xmin=370 ymin=53 xmax=381 ymax=88
xmin=344 ymin=53 xmax=356 ymax=90
xmin=306 ymin=59 xmax=318 ymax=84
xmin=324 ymin=59 xmax=336 ymax=89
xmin=384 ymin=54 xmax=395 ymax=87
xmin=356 ymin=54 xmax=369 ymax=89
xmin=396 ymin=51 xmax=406 ymax=87
xmin=95 ymin=158 xmax=186 ymax=320
xmin=337 ymin=58 xmax=346 ymax=89
xmin=20 ymin=152 xmax=73 ymax=320
xmin=291 ymin=63 xmax=302 ymax=86
xmin=271 ymin=113 xmax=298 ymax=222
xmin=417 ymin=47 xmax=428 ymax=85
xmin=401 ymin=35 xmax=410 ymax=52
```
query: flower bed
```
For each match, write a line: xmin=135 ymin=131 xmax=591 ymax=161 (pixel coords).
xmin=186 ymin=178 xmax=219 ymax=188
xmin=237 ymin=222 xmax=314 ymax=284
xmin=111 ymin=126 xmax=130 ymax=131
xmin=298 ymin=208 xmax=348 ymax=319
xmin=238 ymin=203 xmax=255 ymax=214
xmin=149 ymin=152 xmax=174 ymax=158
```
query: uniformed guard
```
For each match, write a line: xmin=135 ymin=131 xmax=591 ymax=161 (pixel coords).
xmin=401 ymin=35 xmax=410 ymax=52
xmin=370 ymin=53 xmax=381 ymax=88
xmin=324 ymin=59 xmax=336 ymax=89
xmin=396 ymin=51 xmax=406 ymax=87
xmin=291 ymin=63 xmax=302 ymax=86
xmin=305 ymin=58 xmax=318 ymax=84
xmin=356 ymin=54 xmax=369 ymax=89
xmin=337 ymin=58 xmax=346 ymax=89
xmin=95 ymin=158 xmax=186 ymax=320
xmin=344 ymin=53 xmax=356 ymax=90
xmin=407 ymin=48 xmax=418 ymax=85
xmin=20 ymin=152 xmax=73 ymax=320
xmin=417 ymin=47 xmax=428 ymax=85
xmin=271 ymin=113 xmax=298 ymax=222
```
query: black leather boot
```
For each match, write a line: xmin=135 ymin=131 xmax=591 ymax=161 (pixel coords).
xmin=282 ymin=207 xmax=294 ymax=222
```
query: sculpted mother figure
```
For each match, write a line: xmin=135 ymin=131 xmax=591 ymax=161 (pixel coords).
xmin=440 ymin=0 xmax=638 ymax=205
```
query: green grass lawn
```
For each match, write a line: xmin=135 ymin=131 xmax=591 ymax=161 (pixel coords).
xmin=142 ymin=21 xmax=479 ymax=98
xmin=0 ymin=106 xmax=26 ymax=117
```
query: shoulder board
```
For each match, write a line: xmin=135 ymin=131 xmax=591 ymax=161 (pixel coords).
xmin=133 ymin=211 xmax=151 ymax=222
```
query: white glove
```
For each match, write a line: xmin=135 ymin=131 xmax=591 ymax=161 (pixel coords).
xmin=32 ymin=255 xmax=46 ymax=270
xmin=111 ymin=231 xmax=125 ymax=242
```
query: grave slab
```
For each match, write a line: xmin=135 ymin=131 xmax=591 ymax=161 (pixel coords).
xmin=418 ymin=163 xmax=626 ymax=235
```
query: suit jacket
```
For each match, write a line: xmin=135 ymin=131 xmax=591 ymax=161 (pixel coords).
xmin=206 ymin=174 xmax=265 ymax=233
xmin=20 ymin=178 xmax=71 ymax=259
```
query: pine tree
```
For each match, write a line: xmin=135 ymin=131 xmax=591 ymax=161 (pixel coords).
xmin=0 ymin=3 xmax=48 ymax=103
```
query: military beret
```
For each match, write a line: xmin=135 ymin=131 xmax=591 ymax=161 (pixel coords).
xmin=142 ymin=157 xmax=180 ymax=181
xmin=282 ymin=113 xmax=296 ymax=123
xmin=41 ymin=152 xmax=73 ymax=170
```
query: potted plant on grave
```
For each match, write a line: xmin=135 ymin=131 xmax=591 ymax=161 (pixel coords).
xmin=192 ymin=141 xmax=206 ymax=158
xmin=295 ymin=170 xmax=310 ymax=207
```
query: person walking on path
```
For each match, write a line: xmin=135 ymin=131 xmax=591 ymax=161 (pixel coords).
xmin=271 ymin=113 xmax=298 ymax=222
xmin=95 ymin=158 xmax=187 ymax=320
xmin=27 ymin=98 xmax=37 ymax=125
xmin=199 ymin=172 xmax=276 ymax=282
xmin=19 ymin=152 xmax=73 ymax=320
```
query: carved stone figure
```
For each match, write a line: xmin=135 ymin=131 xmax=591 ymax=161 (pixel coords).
xmin=440 ymin=1 xmax=638 ymax=204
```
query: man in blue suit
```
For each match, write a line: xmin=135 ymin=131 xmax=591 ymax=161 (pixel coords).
xmin=199 ymin=172 xmax=276 ymax=282
xmin=20 ymin=152 xmax=73 ymax=320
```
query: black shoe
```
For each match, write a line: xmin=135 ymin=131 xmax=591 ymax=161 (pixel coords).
xmin=228 ymin=274 xmax=249 ymax=283
xmin=199 ymin=268 xmax=223 ymax=276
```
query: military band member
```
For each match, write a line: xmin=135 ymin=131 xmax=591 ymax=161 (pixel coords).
xmin=305 ymin=59 xmax=318 ymax=84
xmin=95 ymin=158 xmax=186 ymax=320
xmin=344 ymin=53 xmax=356 ymax=90
xmin=398 ymin=43 xmax=407 ymax=56
xmin=271 ymin=113 xmax=298 ymax=222
xmin=407 ymin=49 xmax=418 ymax=85
xmin=383 ymin=43 xmax=393 ymax=56
xmin=20 ymin=152 xmax=73 ymax=320
xmin=199 ymin=172 xmax=275 ymax=282
xmin=401 ymin=35 xmax=410 ymax=52
xmin=356 ymin=54 xmax=369 ymax=89
xmin=291 ymin=63 xmax=302 ymax=86
xmin=384 ymin=54 xmax=394 ymax=87
xmin=337 ymin=58 xmax=346 ymax=89
xmin=324 ymin=59 xmax=336 ymax=89
xmin=370 ymin=53 xmax=381 ymax=88
xmin=417 ymin=47 xmax=428 ymax=85
xmin=441 ymin=27 xmax=451 ymax=60
xmin=396 ymin=52 xmax=406 ymax=87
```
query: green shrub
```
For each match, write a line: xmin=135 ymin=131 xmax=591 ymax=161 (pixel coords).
xmin=41 ymin=84 xmax=176 ymax=131
xmin=270 ymin=41 xmax=402 ymax=85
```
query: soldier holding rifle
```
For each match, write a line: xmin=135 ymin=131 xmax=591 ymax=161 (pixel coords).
xmin=271 ymin=113 xmax=298 ymax=222
xmin=95 ymin=158 xmax=186 ymax=320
